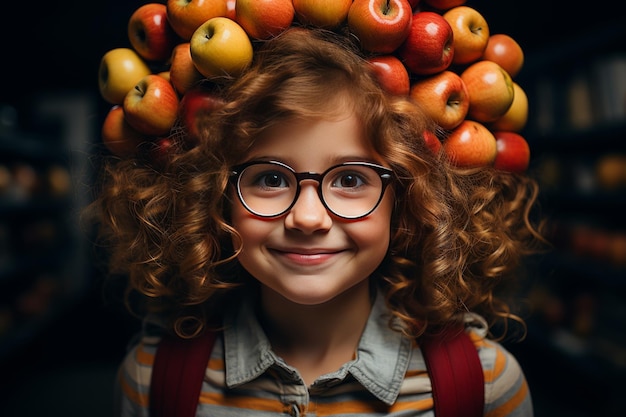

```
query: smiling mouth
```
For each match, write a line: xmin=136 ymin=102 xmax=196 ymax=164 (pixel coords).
xmin=271 ymin=248 xmax=343 ymax=266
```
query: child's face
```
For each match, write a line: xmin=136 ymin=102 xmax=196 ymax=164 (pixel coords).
xmin=230 ymin=111 xmax=394 ymax=306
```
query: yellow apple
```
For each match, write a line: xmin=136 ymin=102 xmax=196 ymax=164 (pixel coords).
xmin=292 ymin=0 xmax=352 ymax=29
xmin=98 ymin=48 xmax=152 ymax=105
xmin=488 ymin=82 xmax=528 ymax=132
xmin=461 ymin=60 xmax=514 ymax=123
xmin=235 ymin=0 xmax=295 ymax=40
xmin=443 ymin=5 xmax=489 ymax=65
xmin=443 ymin=119 xmax=497 ymax=167
xmin=190 ymin=17 xmax=253 ymax=79
xmin=482 ymin=33 xmax=524 ymax=78
xmin=166 ymin=0 xmax=229 ymax=41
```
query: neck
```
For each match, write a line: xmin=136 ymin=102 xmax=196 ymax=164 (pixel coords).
xmin=259 ymin=280 xmax=373 ymax=384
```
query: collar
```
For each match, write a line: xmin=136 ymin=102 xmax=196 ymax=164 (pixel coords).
xmin=222 ymin=290 xmax=412 ymax=405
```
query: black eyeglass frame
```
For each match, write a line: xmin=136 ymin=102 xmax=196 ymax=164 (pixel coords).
xmin=229 ymin=160 xmax=394 ymax=219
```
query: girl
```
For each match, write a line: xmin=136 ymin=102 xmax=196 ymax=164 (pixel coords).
xmin=89 ymin=27 xmax=545 ymax=416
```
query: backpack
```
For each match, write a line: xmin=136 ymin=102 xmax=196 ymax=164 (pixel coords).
xmin=149 ymin=326 xmax=484 ymax=417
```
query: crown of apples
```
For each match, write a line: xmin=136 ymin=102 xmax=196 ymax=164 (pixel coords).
xmin=99 ymin=0 xmax=530 ymax=174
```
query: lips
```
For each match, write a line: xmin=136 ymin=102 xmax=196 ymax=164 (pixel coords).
xmin=270 ymin=247 xmax=344 ymax=266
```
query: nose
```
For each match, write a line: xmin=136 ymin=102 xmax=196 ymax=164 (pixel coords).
xmin=284 ymin=180 xmax=332 ymax=233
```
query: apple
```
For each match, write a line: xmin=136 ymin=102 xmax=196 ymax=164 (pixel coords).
xmin=347 ymin=0 xmax=413 ymax=54
xmin=178 ymin=86 xmax=224 ymax=144
xmin=443 ymin=5 xmax=489 ymax=66
xmin=98 ymin=48 xmax=152 ymax=105
xmin=235 ymin=0 xmax=295 ymax=40
xmin=492 ymin=131 xmax=530 ymax=173
xmin=145 ymin=136 xmax=178 ymax=166
xmin=488 ymin=82 xmax=528 ymax=132
xmin=123 ymin=74 xmax=180 ymax=136
xmin=423 ymin=130 xmax=442 ymax=154
xmin=367 ymin=55 xmax=410 ymax=96
xmin=169 ymin=42 xmax=204 ymax=95
xmin=226 ymin=0 xmax=236 ymax=20
xmin=292 ymin=0 xmax=353 ymax=29
xmin=422 ymin=0 xmax=467 ymax=10
xmin=409 ymin=70 xmax=469 ymax=130
xmin=158 ymin=71 xmax=171 ymax=81
xmin=482 ymin=33 xmax=524 ymax=78
xmin=190 ymin=17 xmax=254 ymax=79
xmin=442 ymin=119 xmax=497 ymax=167
xmin=101 ymin=105 xmax=150 ymax=157
xmin=461 ymin=60 xmax=514 ymax=123
xmin=166 ymin=0 xmax=229 ymax=41
xmin=397 ymin=11 xmax=454 ymax=76
xmin=128 ymin=3 xmax=178 ymax=62
xmin=407 ymin=0 xmax=422 ymax=9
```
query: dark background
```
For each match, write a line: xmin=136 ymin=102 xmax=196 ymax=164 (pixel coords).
xmin=1 ymin=1 xmax=625 ymax=416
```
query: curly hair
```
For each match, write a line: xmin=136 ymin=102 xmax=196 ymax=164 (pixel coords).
xmin=87 ymin=27 xmax=546 ymax=340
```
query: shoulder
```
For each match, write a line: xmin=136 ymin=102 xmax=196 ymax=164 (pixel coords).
xmin=468 ymin=329 xmax=534 ymax=416
xmin=116 ymin=332 xmax=161 ymax=414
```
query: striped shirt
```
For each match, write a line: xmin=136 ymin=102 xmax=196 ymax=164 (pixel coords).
xmin=115 ymin=293 xmax=533 ymax=416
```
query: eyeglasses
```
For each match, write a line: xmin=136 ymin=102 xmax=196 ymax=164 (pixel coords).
xmin=230 ymin=161 xmax=393 ymax=219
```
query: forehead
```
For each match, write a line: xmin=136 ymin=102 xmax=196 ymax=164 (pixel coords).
xmin=242 ymin=112 xmax=380 ymax=170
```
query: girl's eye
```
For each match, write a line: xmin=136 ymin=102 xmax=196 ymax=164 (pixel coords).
xmin=256 ymin=171 xmax=289 ymax=189
xmin=331 ymin=171 xmax=366 ymax=189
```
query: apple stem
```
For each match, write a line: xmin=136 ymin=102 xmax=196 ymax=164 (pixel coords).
xmin=383 ymin=0 xmax=392 ymax=15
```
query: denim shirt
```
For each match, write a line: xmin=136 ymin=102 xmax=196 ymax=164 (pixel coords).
xmin=222 ymin=291 xmax=413 ymax=405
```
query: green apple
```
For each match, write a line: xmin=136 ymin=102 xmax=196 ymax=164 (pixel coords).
xmin=98 ymin=48 xmax=152 ymax=104
xmin=190 ymin=17 xmax=253 ymax=79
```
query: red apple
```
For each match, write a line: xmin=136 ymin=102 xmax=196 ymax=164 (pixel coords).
xmin=169 ymin=42 xmax=204 ymax=95
xmin=178 ymin=86 xmax=224 ymax=144
xmin=422 ymin=0 xmax=466 ymax=10
xmin=226 ymin=0 xmax=236 ymax=20
xmin=443 ymin=5 xmax=489 ymax=66
xmin=442 ymin=119 xmax=497 ymax=167
xmin=145 ymin=136 xmax=179 ymax=166
xmin=292 ymin=0 xmax=353 ymax=29
xmin=409 ymin=70 xmax=469 ymax=130
xmin=166 ymin=0 xmax=229 ymax=41
xmin=492 ymin=131 xmax=530 ymax=173
xmin=235 ymin=0 xmax=294 ymax=40
xmin=367 ymin=55 xmax=410 ymax=96
xmin=482 ymin=33 xmax=524 ymax=78
xmin=101 ymin=105 xmax=150 ymax=157
xmin=461 ymin=60 xmax=514 ymax=123
xmin=190 ymin=17 xmax=254 ymax=79
xmin=488 ymin=82 xmax=528 ymax=132
xmin=98 ymin=48 xmax=152 ymax=105
xmin=123 ymin=74 xmax=180 ymax=136
xmin=423 ymin=130 xmax=442 ymax=154
xmin=407 ymin=0 xmax=422 ymax=9
xmin=128 ymin=3 xmax=178 ymax=62
xmin=397 ymin=11 xmax=454 ymax=76
xmin=347 ymin=0 xmax=413 ymax=54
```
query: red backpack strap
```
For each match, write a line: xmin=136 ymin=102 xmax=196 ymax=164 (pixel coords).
xmin=149 ymin=330 xmax=216 ymax=417
xmin=420 ymin=326 xmax=485 ymax=417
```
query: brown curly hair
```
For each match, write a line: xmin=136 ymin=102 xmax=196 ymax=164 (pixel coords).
xmin=87 ymin=27 xmax=546 ymax=340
